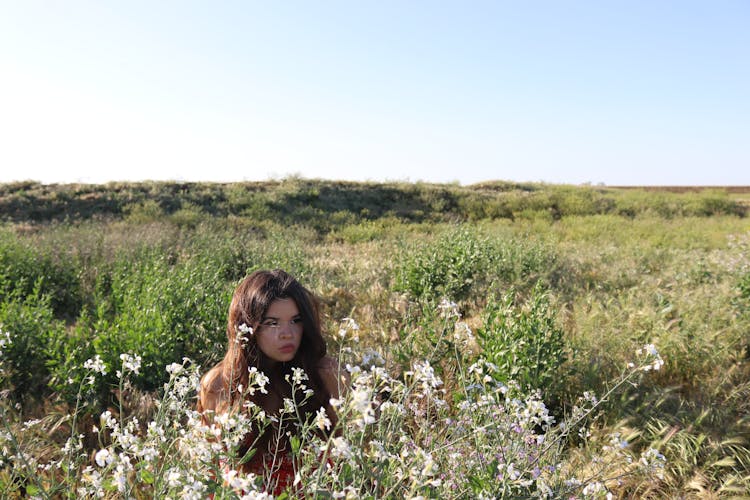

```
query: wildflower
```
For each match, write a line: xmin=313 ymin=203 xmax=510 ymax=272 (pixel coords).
xmin=637 ymin=343 xmax=665 ymax=371
xmin=360 ymin=348 xmax=385 ymax=367
xmin=247 ymin=366 xmax=269 ymax=395
xmin=639 ymin=448 xmax=667 ymax=478
xmin=237 ymin=323 xmax=253 ymax=346
xmin=331 ymin=436 xmax=353 ymax=459
xmin=84 ymin=355 xmax=108 ymax=375
xmin=582 ymin=481 xmax=607 ymax=496
xmin=329 ymin=397 xmax=343 ymax=408
xmin=406 ymin=360 xmax=443 ymax=397
xmin=94 ymin=448 xmax=112 ymax=467
xmin=166 ymin=468 xmax=182 ymax=487
xmin=349 ymin=385 xmax=376 ymax=427
xmin=453 ymin=321 xmax=475 ymax=347
xmin=315 ymin=406 xmax=332 ymax=431
xmin=0 ymin=330 xmax=10 ymax=350
xmin=291 ymin=366 xmax=308 ymax=386
xmin=166 ymin=362 xmax=183 ymax=375
xmin=119 ymin=353 xmax=142 ymax=374
xmin=509 ymin=462 xmax=523 ymax=480
xmin=338 ymin=317 xmax=360 ymax=341
xmin=23 ymin=419 xmax=42 ymax=429
xmin=438 ymin=298 xmax=460 ymax=318
xmin=100 ymin=410 xmax=117 ymax=430
xmin=223 ymin=469 xmax=255 ymax=492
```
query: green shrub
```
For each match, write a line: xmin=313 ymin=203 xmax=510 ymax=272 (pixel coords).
xmin=169 ymin=202 xmax=206 ymax=228
xmin=475 ymin=283 xmax=566 ymax=398
xmin=87 ymin=252 xmax=229 ymax=392
xmin=0 ymin=285 xmax=64 ymax=402
xmin=0 ymin=234 xmax=83 ymax=319
xmin=394 ymin=226 xmax=561 ymax=303
xmin=123 ymin=200 xmax=165 ymax=224
xmin=394 ymin=227 xmax=494 ymax=301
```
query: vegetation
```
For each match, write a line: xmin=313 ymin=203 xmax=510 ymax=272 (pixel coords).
xmin=0 ymin=179 xmax=748 ymax=497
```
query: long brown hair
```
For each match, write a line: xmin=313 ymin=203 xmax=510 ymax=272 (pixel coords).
xmin=214 ymin=269 xmax=331 ymax=461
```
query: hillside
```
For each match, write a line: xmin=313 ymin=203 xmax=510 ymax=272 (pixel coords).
xmin=0 ymin=179 xmax=746 ymax=226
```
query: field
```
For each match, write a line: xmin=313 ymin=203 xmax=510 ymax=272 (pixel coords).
xmin=1 ymin=179 xmax=749 ymax=498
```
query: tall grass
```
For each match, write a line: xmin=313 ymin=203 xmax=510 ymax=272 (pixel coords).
xmin=0 ymin=181 xmax=749 ymax=496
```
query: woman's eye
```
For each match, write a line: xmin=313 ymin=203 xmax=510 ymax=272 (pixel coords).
xmin=262 ymin=320 xmax=278 ymax=327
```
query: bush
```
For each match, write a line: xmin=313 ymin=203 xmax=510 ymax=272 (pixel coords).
xmin=475 ymin=283 xmax=566 ymax=398
xmin=87 ymin=252 xmax=230 ymax=392
xmin=0 ymin=233 xmax=83 ymax=319
xmin=394 ymin=226 xmax=561 ymax=303
xmin=394 ymin=227 xmax=495 ymax=301
xmin=0 ymin=286 xmax=64 ymax=402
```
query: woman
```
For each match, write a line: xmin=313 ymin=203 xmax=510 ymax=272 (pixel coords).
xmin=198 ymin=269 xmax=347 ymax=495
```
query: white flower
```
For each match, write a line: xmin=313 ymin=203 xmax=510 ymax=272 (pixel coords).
xmin=315 ymin=407 xmax=332 ymax=431
xmin=166 ymin=362 xmax=183 ymax=375
xmin=84 ymin=355 xmax=108 ymax=375
xmin=329 ymin=397 xmax=343 ymax=408
xmin=99 ymin=410 xmax=117 ymax=430
xmin=119 ymin=353 xmax=142 ymax=374
xmin=166 ymin=468 xmax=182 ymax=487
xmin=406 ymin=360 xmax=443 ymax=396
xmin=222 ymin=469 xmax=253 ymax=492
xmin=23 ymin=419 xmax=42 ymax=429
xmin=291 ymin=366 xmax=308 ymax=386
xmin=237 ymin=323 xmax=253 ymax=345
xmin=349 ymin=386 xmax=376 ymax=427
xmin=248 ymin=366 xmax=269 ymax=395
xmin=338 ymin=317 xmax=360 ymax=341
xmin=331 ymin=436 xmax=353 ymax=459
xmin=582 ymin=481 xmax=606 ymax=496
xmin=438 ymin=298 xmax=460 ymax=318
xmin=94 ymin=448 xmax=112 ymax=467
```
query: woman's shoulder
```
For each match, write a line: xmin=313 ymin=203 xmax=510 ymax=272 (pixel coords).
xmin=198 ymin=364 xmax=229 ymax=413
xmin=317 ymin=355 xmax=341 ymax=372
xmin=317 ymin=356 xmax=349 ymax=399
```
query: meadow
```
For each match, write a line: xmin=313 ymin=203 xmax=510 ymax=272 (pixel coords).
xmin=0 ymin=179 xmax=748 ymax=498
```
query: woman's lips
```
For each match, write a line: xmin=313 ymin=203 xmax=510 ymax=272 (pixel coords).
xmin=279 ymin=344 xmax=296 ymax=353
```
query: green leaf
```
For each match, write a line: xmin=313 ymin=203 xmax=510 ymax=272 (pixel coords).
xmin=239 ymin=447 xmax=257 ymax=465
xmin=290 ymin=435 xmax=301 ymax=455
xmin=139 ymin=468 xmax=155 ymax=484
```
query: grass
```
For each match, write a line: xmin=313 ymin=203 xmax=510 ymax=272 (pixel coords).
xmin=0 ymin=179 xmax=749 ymax=497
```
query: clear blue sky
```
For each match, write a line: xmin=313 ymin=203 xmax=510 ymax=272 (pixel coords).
xmin=1 ymin=1 xmax=748 ymax=186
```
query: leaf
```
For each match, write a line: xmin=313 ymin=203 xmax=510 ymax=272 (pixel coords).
xmin=291 ymin=435 xmax=301 ymax=455
xmin=239 ymin=447 xmax=257 ymax=465
xmin=139 ymin=468 xmax=155 ymax=484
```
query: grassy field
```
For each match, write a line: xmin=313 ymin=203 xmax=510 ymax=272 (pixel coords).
xmin=0 ymin=180 xmax=748 ymax=498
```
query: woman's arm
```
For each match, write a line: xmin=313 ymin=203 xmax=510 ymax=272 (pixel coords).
xmin=198 ymin=365 xmax=229 ymax=424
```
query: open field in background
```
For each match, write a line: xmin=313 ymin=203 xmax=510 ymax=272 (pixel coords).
xmin=0 ymin=179 xmax=749 ymax=497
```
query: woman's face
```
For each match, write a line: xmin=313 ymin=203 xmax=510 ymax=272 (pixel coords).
xmin=255 ymin=298 xmax=303 ymax=363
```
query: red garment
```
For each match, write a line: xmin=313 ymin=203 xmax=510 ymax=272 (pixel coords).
xmin=247 ymin=452 xmax=298 ymax=496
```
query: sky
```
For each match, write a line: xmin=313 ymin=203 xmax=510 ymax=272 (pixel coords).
xmin=1 ymin=1 xmax=748 ymax=186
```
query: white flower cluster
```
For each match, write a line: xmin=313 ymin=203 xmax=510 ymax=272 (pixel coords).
xmin=0 ymin=330 xmax=10 ymax=376
xmin=247 ymin=366 xmax=269 ymax=395
xmin=0 ymin=330 xmax=10 ymax=352
xmin=117 ymin=353 xmax=142 ymax=377
xmin=338 ymin=317 xmax=360 ymax=342
xmin=237 ymin=323 xmax=254 ymax=346
xmin=437 ymin=298 xmax=460 ymax=318
xmin=2 ymin=343 xmax=670 ymax=499
xmin=636 ymin=343 xmax=665 ymax=372
xmin=83 ymin=354 xmax=107 ymax=376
